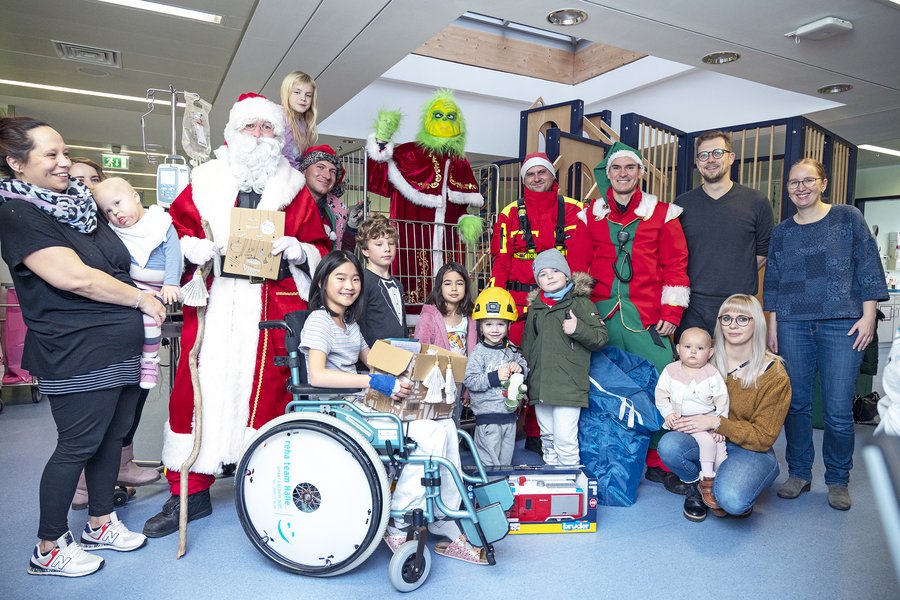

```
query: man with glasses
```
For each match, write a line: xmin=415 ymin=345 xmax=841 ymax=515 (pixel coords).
xmin=675 ymin=130 xmax=773 ymax=339
xmin=143 ymin=93 xmax=331 ymax=537
xmin=582 ymin=141 xmax=690 ymax=493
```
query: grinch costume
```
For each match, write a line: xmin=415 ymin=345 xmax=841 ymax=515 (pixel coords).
xmin=366 ymin=89 xmax=484 ymax=305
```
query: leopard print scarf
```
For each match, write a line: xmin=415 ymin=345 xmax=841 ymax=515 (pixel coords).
xmin=0 ymin=177 xmax=97 ymax=233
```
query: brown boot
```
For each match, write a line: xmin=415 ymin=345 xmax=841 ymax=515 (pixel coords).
xmin=699 ymin=476 xmax=720 ymax=510
xmin=116 ymin=444 xmax=161 ymax=487
xmin=71 ymin=470 xmax=89 ymax=510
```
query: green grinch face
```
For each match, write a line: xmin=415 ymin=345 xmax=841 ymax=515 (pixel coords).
xmin=425 ymin=98 xmax=461 ymax=138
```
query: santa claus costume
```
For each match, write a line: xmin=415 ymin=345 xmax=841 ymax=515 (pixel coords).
xmin=144 ymin=93 xmax=330 ymax=537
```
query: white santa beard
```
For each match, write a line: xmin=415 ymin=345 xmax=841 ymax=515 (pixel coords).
xmin=224 ymin=133 xmax=282 ymax=193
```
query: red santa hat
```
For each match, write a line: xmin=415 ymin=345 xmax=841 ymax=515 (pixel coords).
xmin=225 ymin=92 xmax=286 ymax=139
xmin=298 ymin=144 xmax=346 ymax=197
xmin=520 ymin=152 xmax=556 ymax=180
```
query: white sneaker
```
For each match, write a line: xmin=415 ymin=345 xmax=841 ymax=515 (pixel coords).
xmin=28 ymin=531 xmax=104 ymax=577
xmin=81 ymin=511 xmax=148 ymax=552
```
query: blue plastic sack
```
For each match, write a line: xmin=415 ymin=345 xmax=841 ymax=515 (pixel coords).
xmin=578 ymin=346 xmax=665 ymax=506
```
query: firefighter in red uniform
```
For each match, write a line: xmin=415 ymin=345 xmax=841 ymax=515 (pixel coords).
xmin=489 ymin=152 xmax=591 ymax=452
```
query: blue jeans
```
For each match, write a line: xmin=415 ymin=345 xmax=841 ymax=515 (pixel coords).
xmin=777 ymin=318 xmax=862 ymax=486
xmin=657 ymin=432 xmax=780 ymax=515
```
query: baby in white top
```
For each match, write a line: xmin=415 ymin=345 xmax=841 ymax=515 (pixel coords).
xmin=655 ymin=328 xmax=729 ymax=505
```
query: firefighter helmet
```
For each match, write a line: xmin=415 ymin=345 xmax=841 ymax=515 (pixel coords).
xmin=473 ymin=287 xmax=518 ymax=322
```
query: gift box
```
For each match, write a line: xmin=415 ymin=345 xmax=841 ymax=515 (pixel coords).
xmin=362 ymin=340 xmax=467 ymax=421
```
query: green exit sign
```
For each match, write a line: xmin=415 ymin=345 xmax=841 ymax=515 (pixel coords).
xmin=101 ymin=154 xmax=130 ymax=170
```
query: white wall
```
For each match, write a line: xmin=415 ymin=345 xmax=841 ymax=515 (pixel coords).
xmin=857 ymin=164 xmax=900 ymax=199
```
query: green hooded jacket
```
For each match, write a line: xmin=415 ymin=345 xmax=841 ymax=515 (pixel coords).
xmin=522 ymin=272 xmax=608 ymax=408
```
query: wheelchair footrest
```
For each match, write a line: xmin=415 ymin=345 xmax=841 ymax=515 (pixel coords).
xmin=472 ymin=478 xmax=515 ymax=512
xmin=459 ymin=502 xmax=509 ymax=547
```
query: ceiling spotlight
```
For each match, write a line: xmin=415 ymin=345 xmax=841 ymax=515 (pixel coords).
xmin=701 ymin=51 xmax=740 ymax=65
xmin=546 ymin=9 xmax=588 ymax=26
xmin=817 ymin=83 xmax=853 ymax=94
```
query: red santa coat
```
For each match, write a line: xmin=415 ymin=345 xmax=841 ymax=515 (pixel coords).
xmin=489 ymin=182 xmax=591 ymax=345
xmin=161 ymin=152 xmax=330 ymax=477
xmin=366 ymin=135 xmax=483 ymax=305
xmin=582 ymin=188 xmax=690 ymax=327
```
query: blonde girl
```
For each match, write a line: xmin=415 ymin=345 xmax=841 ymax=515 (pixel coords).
xmin=279 ymin=70 xmax=319 ymax=169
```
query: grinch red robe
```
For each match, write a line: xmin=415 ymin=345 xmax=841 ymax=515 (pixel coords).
xmin=366 ymin=135 xmax=483 ymax=305
xmin=162 ymin=150 xmax=330 ymax=494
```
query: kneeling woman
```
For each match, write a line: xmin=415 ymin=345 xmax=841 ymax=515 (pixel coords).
xmin=300 ymin=250 xmax=489 ymax=565
xmin=657 ymin=294 xmax=791 ymax=521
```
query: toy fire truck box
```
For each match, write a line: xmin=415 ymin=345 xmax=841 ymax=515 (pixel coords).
xmin=362 ymin=339 xmax=467 ymax=421
xmin=467 ymin=466 xmax=598 ymax=535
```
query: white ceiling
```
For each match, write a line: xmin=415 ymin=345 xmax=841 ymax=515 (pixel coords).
xmin=3 ymin=0 xmax=900 ymax=202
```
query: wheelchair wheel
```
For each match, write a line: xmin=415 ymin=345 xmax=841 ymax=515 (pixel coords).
xmin=236 ymin=412 xmax=390 ymax=577
xmin=388 ymin=541 xmax=431 ymax=592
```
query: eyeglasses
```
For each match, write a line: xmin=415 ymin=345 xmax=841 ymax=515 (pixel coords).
xmin=786 ymin=177 xmax=823 ymax=191
xmin=696 ymin=148 xmax=731 ymax=162
xmin=241 ymin=121 xmax=275 ymax=133
xmin=718 ymin=314 xmax=752 ymax=327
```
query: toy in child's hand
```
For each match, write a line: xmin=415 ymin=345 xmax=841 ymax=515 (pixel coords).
xmin=503 ymin=372 xmax=527 ymax=412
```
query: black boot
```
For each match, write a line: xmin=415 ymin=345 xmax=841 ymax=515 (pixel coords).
xmin=143 ymin=490 xmax=213 ymax=538
xmin=663 ymin=472 xmax=690 ymax=495
xmin=524 ymin=436 xmax=542 ymax=455
xmin=683 ymin=481 xmax=707 ymax=522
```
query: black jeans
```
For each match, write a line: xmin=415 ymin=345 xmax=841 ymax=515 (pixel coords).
xmin=38 ymin=385 xmax=140 ymax=540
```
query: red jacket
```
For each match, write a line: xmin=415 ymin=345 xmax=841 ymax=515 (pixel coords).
xmin=489 ymin=182 xmax=591 ymax=314
xmin=583 ymin=188 xmax=690 ymax=327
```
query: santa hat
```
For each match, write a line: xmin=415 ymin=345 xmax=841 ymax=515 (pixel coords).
xmin=520 ymin=152 xmax=556 ymax=180
xmin=225 ymin=92 xmax=286 ymax=140
xmin=594 ymin=141 xmax=645 ymax=197
xmin=298 ymin=144 xmax=346 ymax=197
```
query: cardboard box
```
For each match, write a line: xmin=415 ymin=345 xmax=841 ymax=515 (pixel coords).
xmin=467 ymin=466 xmax=598 ymax=535
xmin=362 ymin=339 xmax=467 ymax=421
xmin=223 ymin=207 xmax=284 ymax=279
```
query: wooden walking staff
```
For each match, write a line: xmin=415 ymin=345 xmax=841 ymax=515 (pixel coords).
xmin=176 ymin=220 xmax=217 ymax=559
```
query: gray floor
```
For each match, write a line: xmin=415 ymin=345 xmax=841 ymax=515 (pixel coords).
xmin=1 ymin=375 xmax=898 ymax=599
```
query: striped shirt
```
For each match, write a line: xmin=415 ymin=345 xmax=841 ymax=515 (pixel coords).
xmin=299 ymin=309 xmax=368 ymax=374
xmin=39 ymin=356 xmax=141 ymax=395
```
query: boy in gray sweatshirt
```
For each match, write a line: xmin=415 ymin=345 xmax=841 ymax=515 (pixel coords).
xmin=465 ymin=287 xmax=528 ymax=468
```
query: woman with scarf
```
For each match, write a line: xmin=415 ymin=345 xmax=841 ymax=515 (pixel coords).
xmin=0 ymin=117 xmax=166 ymax=577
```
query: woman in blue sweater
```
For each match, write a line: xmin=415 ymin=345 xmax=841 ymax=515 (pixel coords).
xmin=764 ymin=158 xmax=888 ymax=511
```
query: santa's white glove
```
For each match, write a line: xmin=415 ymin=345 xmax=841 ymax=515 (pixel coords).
xmin=182 ymin=236 xmax=222 ymax=266
xmin=272 ymin=236 xmax=307 ymax=264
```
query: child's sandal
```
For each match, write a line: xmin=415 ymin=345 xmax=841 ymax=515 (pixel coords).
xmin=384 ymin=532 xmax=408 ymax=554
xmin=434 ymin=535 xmax=489 ymax=565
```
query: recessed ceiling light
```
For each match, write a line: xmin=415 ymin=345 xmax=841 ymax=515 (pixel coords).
xmin=95 ymin=0 xmax=222 ymax=24
xmin=0 ymin=79 xmax=185 ymax=107
xmin=817 ymin=83 xmax=853 ymax=94
xmin=859 ymin=144 xmax=900 ymax=158
xmin=701 ymin=51 xmax=740 ymax=65
xmin=546 ymin=9 xmax=588 ymax=26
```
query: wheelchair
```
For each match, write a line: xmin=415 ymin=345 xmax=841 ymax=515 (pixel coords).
xmin=234 ymin=311 xmax=514 ymax=592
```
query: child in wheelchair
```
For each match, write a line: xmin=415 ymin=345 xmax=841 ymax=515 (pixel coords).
xmin=299 ymin=250 xmax=491 ymax=565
